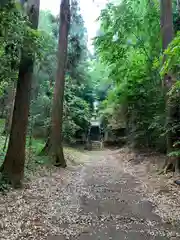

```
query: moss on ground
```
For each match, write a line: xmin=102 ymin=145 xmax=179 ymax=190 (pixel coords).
xmin=0 ymin=118 xmax=87 ymax=172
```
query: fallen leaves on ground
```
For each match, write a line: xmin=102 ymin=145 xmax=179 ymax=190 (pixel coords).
xmin=0 ymin=147 xmax=180 ymax=239
xmin=116 ymin=147 xmax=180 ymax=225
xmin=0 ymin=148 xmax=90 ymax=240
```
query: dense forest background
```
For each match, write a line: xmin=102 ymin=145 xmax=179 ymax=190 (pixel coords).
xmin=0 ymin=0 xmax=180 ymax=188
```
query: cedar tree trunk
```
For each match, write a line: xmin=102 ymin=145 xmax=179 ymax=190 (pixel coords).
xmin=160 ymin=0 xmax=179 ymax=173
xmin=0 ymin=0 xmax=40 ymax=187
xmin=48 ymin=0 xmax=70 ymax=167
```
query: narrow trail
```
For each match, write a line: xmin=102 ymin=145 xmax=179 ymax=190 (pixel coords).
xmin=1 ymin=149 xmax=180 ymax=239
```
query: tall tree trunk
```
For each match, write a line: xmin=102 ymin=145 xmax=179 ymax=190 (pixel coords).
xmin=160 ymin=0 xmax=177 ymax=173
xmin=50 ymin=0 xmax=70 ymax=167
xmin=0 ymin=0 xmax=40 ymax=187
xmin=160 ymin=0 xmax=174 ymax=51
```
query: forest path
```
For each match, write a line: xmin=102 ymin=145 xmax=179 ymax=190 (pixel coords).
xmin=1 ymin=149 xmax=180 ymax=239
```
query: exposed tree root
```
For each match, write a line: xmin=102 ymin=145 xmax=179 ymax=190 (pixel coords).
xmin=159 ymin=156 xmax=180 ymax=175
xmin=39 ymin=138 xmax=67 ymax=168
xmin=52 ymin=143 xmax=67 ymax=168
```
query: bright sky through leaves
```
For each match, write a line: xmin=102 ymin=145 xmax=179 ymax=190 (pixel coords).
xmin=40 ymin=0 xmax=108 ymax=49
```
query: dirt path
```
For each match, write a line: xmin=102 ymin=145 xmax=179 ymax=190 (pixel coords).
xmin=0 ymin=149 xmax=180 ymax=239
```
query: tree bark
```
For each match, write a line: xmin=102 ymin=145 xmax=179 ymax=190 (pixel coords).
xmin=160 ymin=0 xmax=174 ymax=51
xmin=160 ymin=0 xmax=179 ymax=173
xmin=47 ymin=0 xmax=70 ymax=167
xmin=0 ymin=0 xmax=40 ymax=187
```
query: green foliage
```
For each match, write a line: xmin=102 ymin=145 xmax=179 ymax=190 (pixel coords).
xmin=160 ymin=32 xmax=180 ymax=157
xmin=88 ymin=59 xmax=110 ymax=101
xmin=173 ymin=0 xmax=180 ymax=33
xmin=29 ymin=5 xmax=93 ymax=143
xmin=160 ymin=32 xmax=180 ymax=78
xmin=63 ymin=79 xmax=91 ymax=142
xmin=94 ymin=0 xmax=167 ymax=150
xmin=94 ymin=0 xmax=180 ymax=154
xmin=0 ymin=1 xmax=24 ymax=91
xmin=0 ymin=1 xmax=46 ymax=93
xmin=0 ymin=1 xmax=94 ymax=146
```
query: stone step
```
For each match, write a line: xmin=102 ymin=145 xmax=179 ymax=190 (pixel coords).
xmin=91 ymin=141 xmax=104 ymax=150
